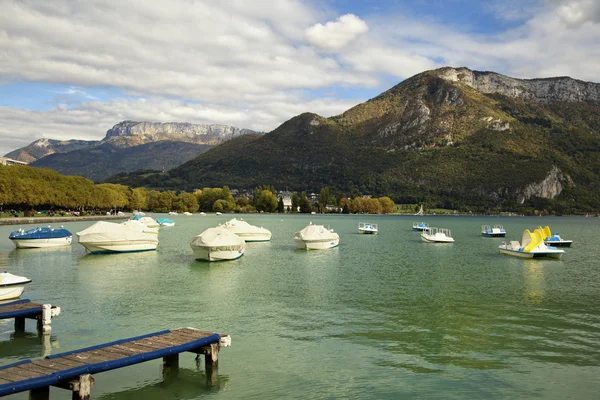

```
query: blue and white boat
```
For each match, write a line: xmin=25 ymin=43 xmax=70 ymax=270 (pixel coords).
xmin=541 ymin=226 xmax=573 ymax=247
xmin=499 ymin=228 xmax=565 ymax=259
xmin=412 ymin=222 xmax=429 ymax=231
xmin=157 ymin=218 xmax=175 ymax=227
xmin=9 ymin=226 xmax=72 ymax=248
xmin=358 ymin=222 xmax=378 ymax=234
xmin=481 ymin=225 xmax=506 ymax=237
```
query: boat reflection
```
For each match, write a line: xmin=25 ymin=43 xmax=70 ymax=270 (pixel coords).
xmin=0 ymin=331 xmax=59 ymax=359
xmin=522 ymin=259 xmax=547 ymax=303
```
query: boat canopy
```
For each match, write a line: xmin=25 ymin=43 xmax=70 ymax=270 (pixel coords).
xmin=77 ymin=221 xmax=158 ymax=243
xmin=191 ymin=227 xmax=244 ymax=248
xmin=9 ymin=227 xmax=72 ymax=240
xmin=295 ymin=223 xmax=338 ymax=241
xmin=221 ymin=218 xmax=271 ymax=235
xmin=156 ymin=218 xmax=174 ymax=225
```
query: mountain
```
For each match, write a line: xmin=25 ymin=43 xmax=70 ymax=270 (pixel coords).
xmin=106 ymin=67 xmax=600 ymax=213
xmin=21 ymin=121 xmax=260 ymax=181
xmin=5 ymin=138 xmax=99 ymax=163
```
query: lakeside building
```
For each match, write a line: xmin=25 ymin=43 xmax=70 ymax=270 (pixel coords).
xmin=0 ymin=157 xmax=27 ymax=166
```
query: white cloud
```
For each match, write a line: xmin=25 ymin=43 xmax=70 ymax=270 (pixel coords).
xmin=305 ymin=14 xmax=369 ymax=51
xmin=554 ymin=0 xmax=600 ymax=27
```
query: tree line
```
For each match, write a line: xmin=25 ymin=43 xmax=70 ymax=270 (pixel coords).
xmin=0 ymin=165 xmax=395 ymax=214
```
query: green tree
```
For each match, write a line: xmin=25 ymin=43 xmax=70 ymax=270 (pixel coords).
xmin=277 ymin=197 xmax=284 ymax=213
xmin=319 ymin=187 xmax=330 ymax=213
xmin=256 ymin=190 xmax=277 ymax=212
xmin=291 ymin=192 xmax=299 ymax=212
xmin=299 ymin=192 xmax=311 ymax=213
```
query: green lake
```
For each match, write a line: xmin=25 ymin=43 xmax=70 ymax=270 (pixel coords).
xmin=1 ymin=214 xmax=599 ymax=399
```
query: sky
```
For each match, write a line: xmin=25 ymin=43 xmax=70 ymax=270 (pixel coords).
xmin=0 ymin=0 xmax=599 ymax=156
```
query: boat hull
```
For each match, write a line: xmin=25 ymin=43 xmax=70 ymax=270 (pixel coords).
xmin=191 ymin=245 xmax=244 ymax=261
xmin=482 ymin=232 xmax=506 ymax=237
xmin=235 ymin=233 xmax=272 ymax=242
xmin=11 ymin=237 xmax=72 ymax=248
xmin=358 ymin=229 xmax=377 ymax=234
xmin=543 ymin=240 xmax=573 ymax=247
xmin=499 ymin=248 xmax=563 ymax=259
xmin=295 ymin=238 xmax=339 ymax=250
xmin=79 ymin=241 xmax=158 ymax=254
xmin=0 ymin=283 xmax=30 ymax=301
xmin=421 ymin=236 xmax=454 ymax=243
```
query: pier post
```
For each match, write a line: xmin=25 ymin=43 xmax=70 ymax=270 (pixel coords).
xmin=70 ymin=374 xmax=93 ymax=400
xmin=15 ymin=317 xmax=25 ymax=332
xmin=162 ymin=354 xmax=180 ymax=380
xmin=201 ymin=343 xmax=220 ymax=385
xmin=29 ymin=386 xmax=49 ymax=400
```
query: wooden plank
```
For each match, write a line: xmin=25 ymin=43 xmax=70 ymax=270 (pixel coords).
xmin=133 ymin=336 xmax=182 ymax=347
xmin=97 ymin=346 xmax=139 ymax=358
xmin=64 ymin=349 xmax=126 ymax=364
xmin=0 ymin=369 xmax=28 ymax=382
xmin=0 ymin=378 xmax=12 ymax=385
xmin=32 ymin=358 xmax=84 ymax=371
xmin=111 ymin=344 xmax=149 ymax=355
xmin=15 ymin=362 xmax=58 ymax=376
xmin=10 ymin=366 xmax=47 ymax=379
xmin=175 ymin=328 xmax=216 ymax=337
xmin=116 ymin=342 xmax=161 ymax=353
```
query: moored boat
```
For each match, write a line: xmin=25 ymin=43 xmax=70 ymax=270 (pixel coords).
xmin=77 ymin=221 xmax=159 ymax=254
xmin=294 ymin=222 xmax=339 ymax=250
xmin=412 ymin=222 xmax=429 ymax=231
xmin=421 ymin=227 xmax=455 ymax=243
xmin=0 ymin=272 xmax=32 ymax=301
xmin=156 ymin=218 xmax=175 ymax=227
xmin=499 ymin=228 xmax=565 ymax=259
xmin=190 ymin=227 xmax=245 ymax=261
xmin=541 ymin=225 xmax=573 ymax=247
xmin=481 ymin=225 xmax=507 ymax=237
xmin=183 ymin=212 xmax=192 ymax=216
xmin=358 ymin=222 xmax=378 ymax=234
xmin=131 ymin=216 xmax=160 ymax=229
xmin=220 ymin=218 xmax=272 ymax=242
xmin=168 ymin=211 xmax=178 ymax=215
xmin=9 ymin=226 xmax=72 ymax=248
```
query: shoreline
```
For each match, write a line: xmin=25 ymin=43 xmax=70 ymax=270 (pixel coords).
xmin=0 ymin=215 xmax=129 ymax=226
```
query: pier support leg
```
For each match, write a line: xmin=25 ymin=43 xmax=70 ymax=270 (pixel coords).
xmin=15 ymin=317 xmax=25 ymax=332
xmin=71 ymin=374 xmax=93 ymax=400
xmin=202 ymin=343 xmax=220 ymax=386
xmin=37 ymin=304 xmax=52 ymax=335
xmin=29 ymin=386 xmax=50 ymax=400
xmin=162 ymin=354 xmax=179 ymax=380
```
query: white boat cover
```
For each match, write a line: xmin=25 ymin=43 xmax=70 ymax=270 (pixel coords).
xmin=190 ymin=227 xmax=244 ymax=247
xmin=77 ymin=221 xmax=158 ymax=243
xmin=0 ymin=272 xmax=31 ymax=286
xmin=135 ymin=216 xmax=160 ymax=228
xmin=221 ymin=218 xmax=271 ymax=236
xmin=122 ymin=220 xmax=160 ymax=234
xmin=295 ymin=223 xmax=339 ymax=241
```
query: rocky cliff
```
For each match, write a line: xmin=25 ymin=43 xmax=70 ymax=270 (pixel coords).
xmin=436 ymin=67 xmax=600 ymax=104
xmin=104 ymin=121 xmax=258 ymax=147
xmin=5 ymin=138 xmax=98 ymax=163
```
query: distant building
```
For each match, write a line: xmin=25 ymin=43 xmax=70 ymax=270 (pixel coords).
xmin=0 ymin=157 xmax=27 ymax=166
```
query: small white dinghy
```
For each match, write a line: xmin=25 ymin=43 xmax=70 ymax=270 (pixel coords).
xmin=221 ymin=218 xmax=272 ymax=242
xmin=294 ymin=222 xmax=340 ymax=250
xmin=499 ymin=228 xmax=565 ymax=259
xmin=421 ymin=227 xmax=455 ymax=243
xmin=481 ymin=225 xmax=506 ymax=237
xmin=358 ymin=222 xmax=378 ymax=234
xmin=0 ymin=272 xmax=32 ymax=301
xmin=190 ymin=227 xmax=245 ymax=261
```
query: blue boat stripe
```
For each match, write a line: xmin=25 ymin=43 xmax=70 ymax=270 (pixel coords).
xmin=0 ymin=333 xmax=220 ymax=396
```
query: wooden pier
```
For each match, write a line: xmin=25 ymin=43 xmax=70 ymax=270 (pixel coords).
xmin=0 ymin=299 xmax=60 ymax=335
xmin=0 ymin=327 xmax=231 ymax=399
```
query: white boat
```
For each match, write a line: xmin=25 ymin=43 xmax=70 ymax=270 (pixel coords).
xmin=122 ymin=220 xmax=159 ymax=236
xmin=77 ymin=221 xmax=159 ymax=254
xmin=131 ymin=216 xmax=160 ymax=229
xmin=481 ymin=225 xmax=507 ymax=237
xmin=190 ymin=227 xmax=245 ymax=261
xmin=9 ymin=226 xmax=73 ymax=248
xmin=215 ymin=212 xmax=222 ymax=216
xmin=132 ymin=210 xmax=146 ymax=216
xmin=0 ymin=272 xmax=32 ymax=301
xmin=294 ymin=222 xmax=339 ymax=250
xmin=200 ymin=212 xmax=206 ymax=216
xmin=183 ymin=212 xmax=192 ymax=216
xmin=358 ymin=222 xmax=378 ymax=234
xmin=412 ymin=222 xmax=429 ymax=231
xmin=540 ymin=225 xmax=573 ymax=247
xmin=168 ymin=211 xmax=178 ymax=215
xmin=499 ymin=228 xmax=565 ymax=259
xmin=221 ymin=218 xmax=272 ymax=242
xmin=156 ymin=218 xmax=175 ymax=227
xmin=421 ymin=227 xmax=455 ymax=243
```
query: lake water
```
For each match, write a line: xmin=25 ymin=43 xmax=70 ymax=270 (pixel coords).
xmin=1 ymin=214 xmax=599 ymax=399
